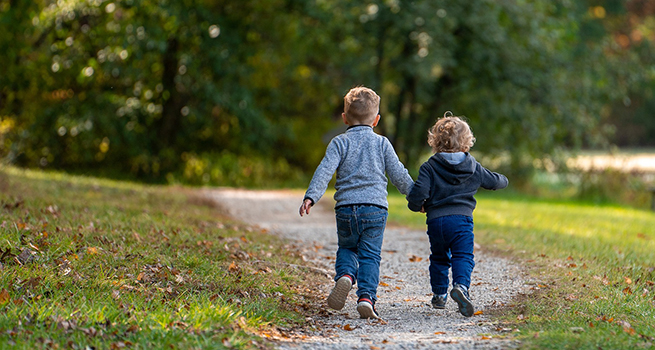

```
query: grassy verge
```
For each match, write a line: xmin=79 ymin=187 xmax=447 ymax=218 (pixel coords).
xmin=0 ymin=167 xmax=322 ymax=349
xmin=387 ymin=191 xmax=655 ymax=350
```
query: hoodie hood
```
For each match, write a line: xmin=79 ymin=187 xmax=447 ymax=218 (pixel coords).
xmin=428 ymin=152 xmax=476 ymax=185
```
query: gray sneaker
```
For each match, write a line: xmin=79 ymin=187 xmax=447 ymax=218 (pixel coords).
xmin=431 ymin=294 xmax=447 ymax=309
xmin=450 ymin=283 xmax=474 ymax=317
xmin=327 ymin=275 xmax=353 ymax=310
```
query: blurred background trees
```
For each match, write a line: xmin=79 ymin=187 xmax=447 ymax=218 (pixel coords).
xmin=1 ymin=0 xmax=654 ymax=187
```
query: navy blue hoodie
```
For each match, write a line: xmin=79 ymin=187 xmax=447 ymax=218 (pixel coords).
xmin=407 ymin=152 xmax=508 ymax=221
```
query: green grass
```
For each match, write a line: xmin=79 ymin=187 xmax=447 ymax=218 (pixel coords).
xmin=387 ymin=190 xmax=655 ymax=350
xmin=0 ymin=167 xmax=322 ymax=349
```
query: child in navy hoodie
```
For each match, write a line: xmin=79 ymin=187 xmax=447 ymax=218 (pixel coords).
xmin=406 ymin=111 xmax=508 ymax=317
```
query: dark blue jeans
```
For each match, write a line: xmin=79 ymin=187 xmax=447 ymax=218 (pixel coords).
xmin=426 ymin=215 xmax=475 ymax=295
xmin=334 ymin=205 xmax=387 ymax=302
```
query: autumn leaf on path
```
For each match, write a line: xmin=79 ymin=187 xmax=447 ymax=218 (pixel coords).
xmin=409 ymin=255 xmax=423 ymax=262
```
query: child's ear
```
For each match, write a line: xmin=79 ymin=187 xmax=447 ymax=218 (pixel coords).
xmin=342 ymin=113 xmax=349 ymax=125
xmin=371 ymin=114 xmax=380 ymax=127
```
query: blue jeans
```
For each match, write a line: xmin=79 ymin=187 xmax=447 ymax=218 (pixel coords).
xmin=334 ymin=205 xmax=388 ymax=302
xmin=426 ymin=215 xmax=475 ymax=295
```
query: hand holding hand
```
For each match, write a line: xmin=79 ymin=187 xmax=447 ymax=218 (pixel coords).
xmin=299 ymin=199 xmax=313 ymax=217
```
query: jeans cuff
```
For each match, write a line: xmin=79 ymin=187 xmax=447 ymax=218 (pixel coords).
xmin=433 ymin=287 xmax=449 ymax=295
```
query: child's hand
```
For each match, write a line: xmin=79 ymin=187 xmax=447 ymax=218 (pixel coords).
xmin=299 ymin=199 xmax=313 ymax=217
xmin=420 ymin=206 xmax=426 ymax=213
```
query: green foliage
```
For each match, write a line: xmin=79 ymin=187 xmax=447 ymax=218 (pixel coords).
xmin=1 ymin=0 xmax=653 ymax=185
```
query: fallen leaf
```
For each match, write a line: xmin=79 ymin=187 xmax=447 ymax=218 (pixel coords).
xmin=434 ymin=331 xmax=446 ymax=335
xmin=481 ymin=336 xmax=492 ymax=340
xmin=87 ymin=247 xmax=98 ymax=255
xmin=622 ymin=287 xmax=632 ymax=295
xmin=624 ymin=277 xmax=632 ymax=284
xmin=228 ymin=261 xmax=238 ymax=273
xmin=616 ymin=320 xmax=636 ymax=335
xmin=565 ymin=294 xmax=577 ymax=301
xmin=379 ymin=282 xmax=389 ymax=287
xmin=343 ymin=324 xmax=355 ymax=331
xmin=409 ymin=255 xmax=423 ymax=262
xmin=473 ymin=310 xmax=483 ymax=315
xmin=0 ymin=289 xmax=9 ymax=304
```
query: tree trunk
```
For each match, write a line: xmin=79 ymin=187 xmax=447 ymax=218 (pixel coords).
xmin=158 ymin=37 xmax=180 ymax=152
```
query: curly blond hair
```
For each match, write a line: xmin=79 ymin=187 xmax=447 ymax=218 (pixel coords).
xmin=427 ymin=111 xmax=476 ymax=153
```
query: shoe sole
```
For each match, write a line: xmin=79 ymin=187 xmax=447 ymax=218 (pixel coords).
xmin=356 ymin=301 xmax=380 ymax=319
xmin=327 ymin=277 xmax=351 ymax=310
xmin=432 ymin=304 xmax=446 ymax=310
xmin=450 ymin=288 xmax=474 ymax=317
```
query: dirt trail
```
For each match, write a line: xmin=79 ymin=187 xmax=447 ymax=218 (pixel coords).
xmin=206 ymin=188 xmax=528 ymax=350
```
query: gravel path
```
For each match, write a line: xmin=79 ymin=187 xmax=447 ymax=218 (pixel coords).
xmin=206 ymin=188 xmax=529 ymax=350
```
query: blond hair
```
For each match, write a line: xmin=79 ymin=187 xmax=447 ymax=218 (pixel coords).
xmin=343 ymin=86 xmax=380 ymax=124
xmin=427 ymin=111 xmax=476 ymax=153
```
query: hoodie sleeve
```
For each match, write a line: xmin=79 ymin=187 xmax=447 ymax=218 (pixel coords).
xmin=406 ymin=163 xmax=431 ymax=212
xmin=478 ymin=163 xmax=509 ymax=190
xmin=303 ymin=139 xmax=341 ymax=204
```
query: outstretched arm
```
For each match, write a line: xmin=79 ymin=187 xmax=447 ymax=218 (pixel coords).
xmin=407 ymin=163 xmax=431 ymax=212
xmin=383 ymin=138 xmax=414 ymax=195
xmin=301 ymin=140 xmax=340 ymax=216
xmin=479 ymin=164 xmax=509 ymax=190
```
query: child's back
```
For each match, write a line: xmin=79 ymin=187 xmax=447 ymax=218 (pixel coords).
xmin=299 ymin=86 xmax=413 ymax=319
xmin=406 ymin=112 xmax=507 ymax=317
xmin=304 ymin=125 xmax=413 ymax=209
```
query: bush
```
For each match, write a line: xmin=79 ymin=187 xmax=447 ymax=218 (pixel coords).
xmin=168 ymin=151 xmax=307 ymax=188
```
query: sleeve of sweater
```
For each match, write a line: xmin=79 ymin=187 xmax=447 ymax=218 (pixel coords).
xmin=383 ymin=138 xmax=414 ymax=195
xmin=406 ymin=163 xmax=431 ymax=212
xmin=478 ymin=163 xmax=509 ymax=190
xmin=303 ymin=139 xmax=341 ymax=204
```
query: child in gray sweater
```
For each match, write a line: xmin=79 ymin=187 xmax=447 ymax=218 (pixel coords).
xmin=299 ymin=86 xmax=414 ymax=319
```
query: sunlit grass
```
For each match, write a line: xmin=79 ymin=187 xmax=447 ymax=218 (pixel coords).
xmin=0 ymin=167 xmax=322 ymax=349
xmin=387 ymin=190 xmax=655 ymax=350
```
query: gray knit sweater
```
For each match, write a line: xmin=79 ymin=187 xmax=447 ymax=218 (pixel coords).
xmin=304 ymin=125 xmax=414 ymax=209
